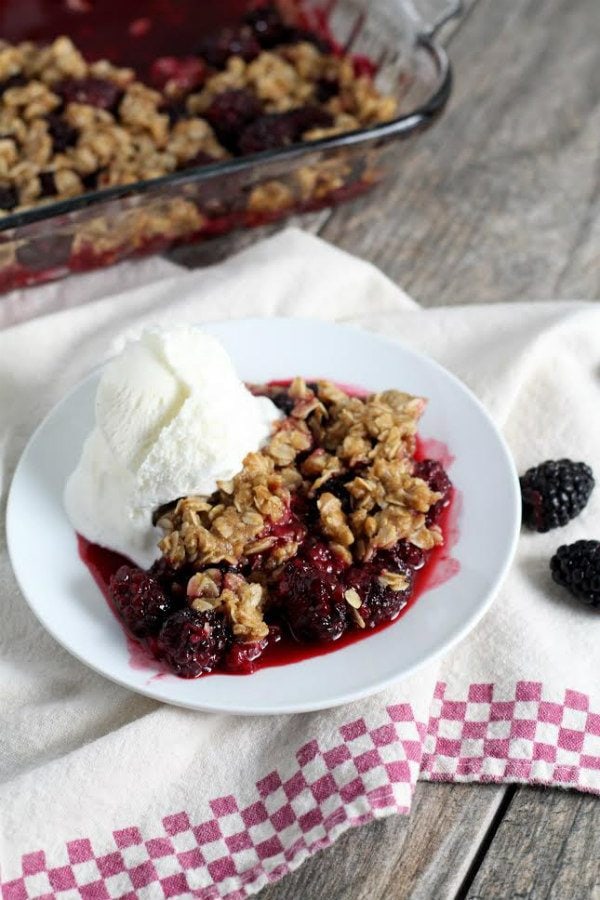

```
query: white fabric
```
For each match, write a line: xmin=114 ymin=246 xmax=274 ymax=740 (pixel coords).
xmin=1 ymin=228 xmax=598 ymax=892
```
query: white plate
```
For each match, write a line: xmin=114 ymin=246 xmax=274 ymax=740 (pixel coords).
xmin=7 ymin=318 xmax=520 ymax=715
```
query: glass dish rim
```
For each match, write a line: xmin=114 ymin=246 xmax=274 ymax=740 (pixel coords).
xmin=0 ymin=38 xmax=451 ymax=235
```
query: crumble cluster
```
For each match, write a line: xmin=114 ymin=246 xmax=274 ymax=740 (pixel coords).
xmin=0 ymin=26 xmax=396 ymax=215
xmin=158 ymin=378 xmax=443 ymax=641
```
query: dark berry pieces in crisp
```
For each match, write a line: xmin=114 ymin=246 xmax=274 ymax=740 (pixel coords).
xmin=109 ymin=565 xmax=174 ymax=637
xmin=244 ymin=4 xmax=288 ymax=48
xmin=376 ymin=539 xmax=425 ymax=572
xmin=39 ymin=171 xmax=58 ymax=198
xmin=414 ymin=459 xmax=453 ymax=525
xmin=204 ymin=89 xmax=263 ymax=152
xmin=55 ymin=77 xmax=123 ymax=112
xmin=147 ymin=557 xmax=190 ymax=606
xmin=275 ymin=542 xmax=348 ymax=642
xmin=46 ymin=114 xmax=79 ymax=152
xmin=0 ymin=183 xmax=18 ymax=211
xmin=285 ymin=27 xmax=333 ymax=53
xmin=197 ymin=27 xmax=261 ymax=69
xmin=550 ymin=540 xmax=600 ymax=609
xmin=269 ymin=388 xmax=296 ymax=416
xmin=157 ymin=608 xmax=229 ymax=677
xmin=81 ymin=170 xmax=100 ymax=190
xmin=181 ymin=150 xmax=219 ymax=170
xmin=225 ymin=638 xmax=268 ymax=673
xmin=238 ymin=112 xmax=298 ymax=155
xmin=313 ymin=472 xmax=354 ymax=515
xmin=0 ymin=73 xmax=27 ymax=95
xmin=316 ymin=77 xmax=339 ymax=103
xmin=287 ymin=105 xmax=334 ymax=133
xmin=160 ymin=100 xmax=188 ymax=127
xmin=238 ymin=106 xmax=333 ymax=155
xmin=344 ymin=562 xmax=413 ymax=628
xmin=520 ymin=459 xmax=594 ymax=532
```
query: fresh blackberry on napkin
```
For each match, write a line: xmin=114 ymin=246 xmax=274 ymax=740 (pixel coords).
xmin=520 ymin=459 xmax=594 ymax=532
xmin=550 ymin=541 xmax=600 ymax=609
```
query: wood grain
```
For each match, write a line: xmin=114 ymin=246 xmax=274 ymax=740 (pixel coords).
xmin=464 ymin=787 xmax=600 ymax=900
xmin=260 ymin=783 xmax=507 ymax=900
xmin=320 ymin=0 xmax=600 ymax=305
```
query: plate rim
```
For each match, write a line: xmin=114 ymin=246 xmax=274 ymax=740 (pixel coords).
xmin=6 ymin=317 xmax=521 ymax=714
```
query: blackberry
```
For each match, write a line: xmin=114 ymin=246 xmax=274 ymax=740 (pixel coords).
xmin=550 ymin=541 xmax=600 ymax=609
xmin=0 ymin=183 xmax=18 ymax=211
xmin=81 ymin=170 xmax=100 ymax=190
xmin=314 ymin=472 xmax=354 ymax=514
xmin=157 ymin=608 xmax=229 ymax=677
xmin=197 ymin=27 xmax=261 ymax=69
xmin=147 ymin=557 xmax=190 ymax=606
xmin=344 ymin=561 xmax=413 ymax=628
xmin=285 ymin=28 xmax=333 ymax=53
xmin=0 ymin=73 xmax=27 ymax=95
xmin=376 ymin=539 xmax=425 ymax=572
xmin=520 ymin=459 xmax=594 ymax=532
xmin=238 ymin=111 xmax=298 ymax=155
xmin=55 ymin=77 xmax=123 ymax=112
xmin=46 ymin=114 xmax=79 ymax=152
xmin=225 ymin=638 xmax=268 ymax=673
xmin=275 ymin=541 xmax=348 ymax=642
xmin=269 ymin=389 xmax=295 ymax=416
xmin=38 ymin=171 xmax=58 ymax=198
xmin=238 ymin=106 xmax=332 ymax=155
xmin=287 ymin=105 xmax=334 ymax=134
xmin=109 ymin=565 xmax=173 ymax=637
xmin=414 ymin=459 xmax=453 ymax=525
xmin=244 ymin=5 xmax=287 ymax=48
xmin=181 ymin=150 xmax=218 ymax=170
xmin=204 ymin=89 xmax=263 ymax=152
xmin=316 ymin=77 xmax=339 ymax=103
xmin=160 ymin=101 xmax=188 ymax=126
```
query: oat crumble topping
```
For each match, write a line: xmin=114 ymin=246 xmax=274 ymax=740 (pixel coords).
xmin=157 ymin=379 xmax=443 ymax=643
xmin=0 ymin=32 xmax=396 ymax=216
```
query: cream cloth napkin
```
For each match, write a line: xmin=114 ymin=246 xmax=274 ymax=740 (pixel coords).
xmin=1 ymin=228 xmax=599 ymax=899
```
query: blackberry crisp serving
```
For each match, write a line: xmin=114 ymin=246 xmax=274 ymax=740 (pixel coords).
xmin=102 ymin=377 xmax=453 ymax=677
xmin=0 ymin=5 xmax=396 ymax=215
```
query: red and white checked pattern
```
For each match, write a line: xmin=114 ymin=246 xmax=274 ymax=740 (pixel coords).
xmin=1 ymin=704 xmax=424 ymax=900
xmin=2 ymin=682 xmax=599 ymax=900
xmin=421 ymin=681 xmax=600 ymax=794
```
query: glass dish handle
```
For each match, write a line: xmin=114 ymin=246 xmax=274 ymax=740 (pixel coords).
xmin=409 ymin=0 xmax=464 ymax=39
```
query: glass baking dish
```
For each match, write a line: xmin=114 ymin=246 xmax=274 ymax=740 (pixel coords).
xmin=0 ymin=0 xmax=461 ymax=294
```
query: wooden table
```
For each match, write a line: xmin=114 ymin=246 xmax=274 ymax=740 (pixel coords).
xmin=5 ymin=0 xmax=599 ymax=896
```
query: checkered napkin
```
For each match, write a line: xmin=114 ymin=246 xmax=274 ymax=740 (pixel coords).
xmin=1 ymin=228 xmax=599 ymax=900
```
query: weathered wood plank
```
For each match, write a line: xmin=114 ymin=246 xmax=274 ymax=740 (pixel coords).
xmin=464 ymin=787 xmax=600 ymax=900
xmin=259 ymin=782 xmax=507 ymax=900
xmin=320 ymin=0 xmax=600 ymax=306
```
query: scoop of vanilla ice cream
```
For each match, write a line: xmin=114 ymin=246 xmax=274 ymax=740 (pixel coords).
xmin=64 ymin=327 xmax=280 ymax=567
